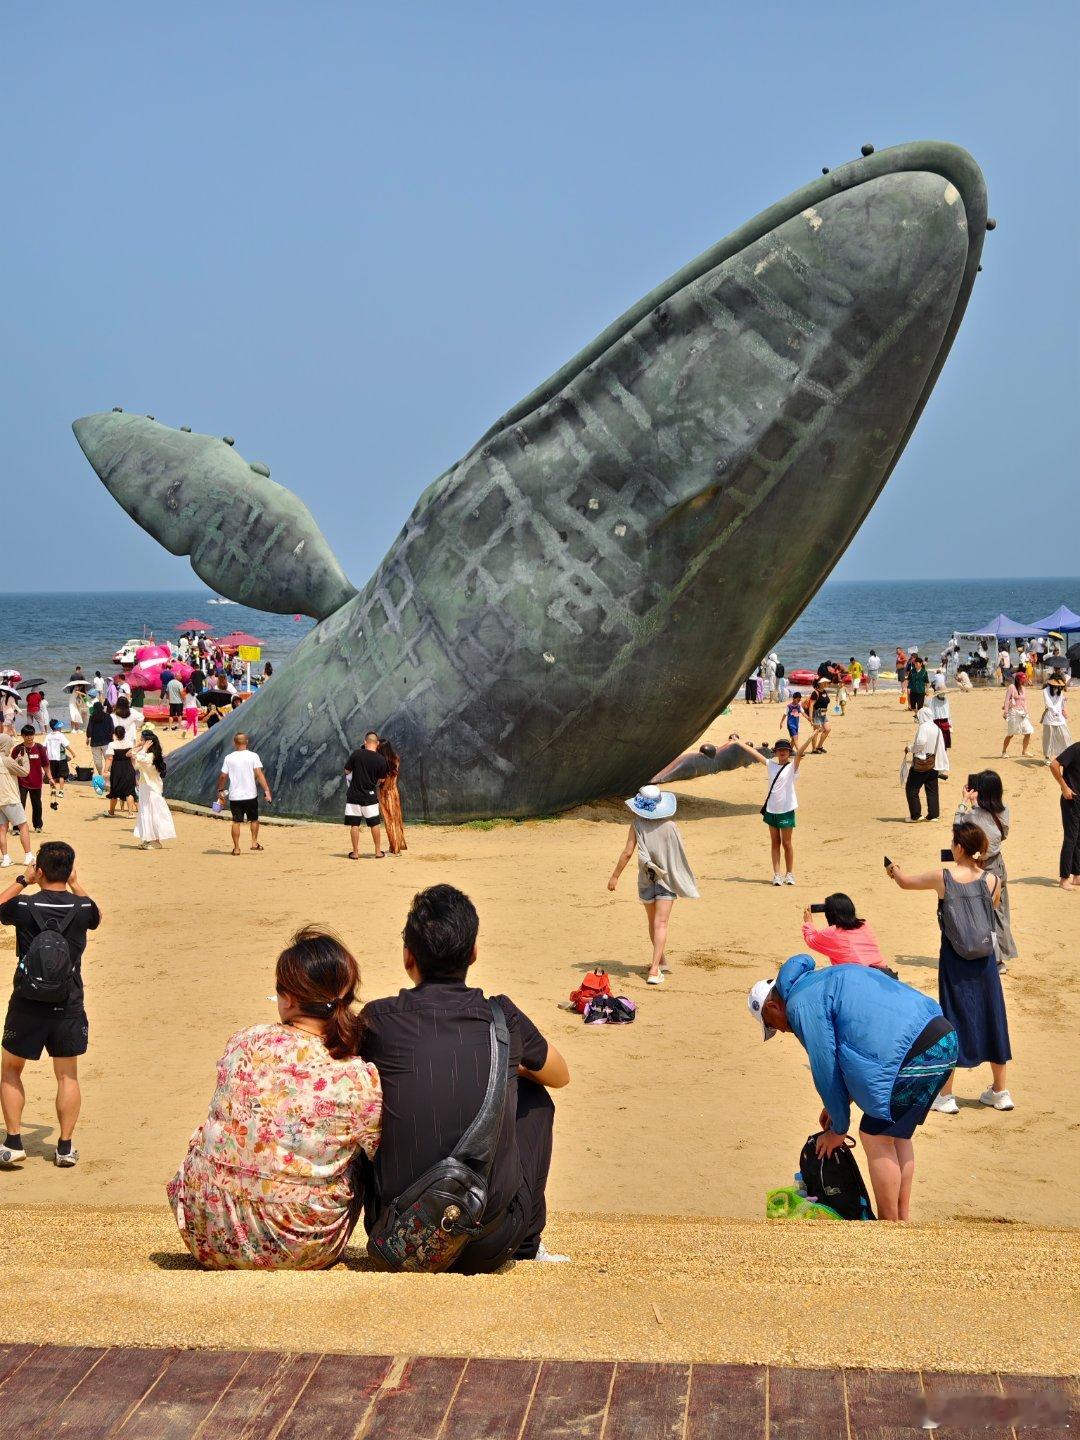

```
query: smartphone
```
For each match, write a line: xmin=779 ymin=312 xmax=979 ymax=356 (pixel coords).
xmin=809 ymin=903 xmax=827 ymax=914
xmin=966 ymin=774 xmax=979 ymax=792
xmin=883 ymin=856 xmax=892 ymax=869
xmin=940 ymin=848 xmax=953 ymax=862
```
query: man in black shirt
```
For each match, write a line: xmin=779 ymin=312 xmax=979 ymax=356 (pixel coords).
xmin=1050 ymin=742 xmax=1080 ymax=889
xmin=344 ymin=731 xmax=389 ymax=859
xmin=1 ymin=841 xmax=100 ymax=1169
xmin=361 ymin=884 xmax=569 ymax=1271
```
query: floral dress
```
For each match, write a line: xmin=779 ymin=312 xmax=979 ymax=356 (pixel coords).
xmin=167 ymin=1024 xmax=382 ymax=1270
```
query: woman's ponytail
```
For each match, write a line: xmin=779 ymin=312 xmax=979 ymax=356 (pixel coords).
xmin=275 ymin=926 xmax=365 ymax=1059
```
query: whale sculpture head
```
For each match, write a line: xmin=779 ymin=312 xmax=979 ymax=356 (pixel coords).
xmin=73 ymin=141 xmax=987 ymax=822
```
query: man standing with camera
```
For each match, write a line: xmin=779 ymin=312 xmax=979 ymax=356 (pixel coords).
xmin=0 ymin=842 xmax=100 ymax=1168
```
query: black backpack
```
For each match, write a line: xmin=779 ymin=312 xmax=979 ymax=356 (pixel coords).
xmin=798 ymin=1134 xmax=875 ymax=1220
xmin=367 ymin=999 xmax=510 ymax=1272
xmin=775 ymin=662 xmax=785 ymax=678
xmin=14 ymin=904 xmax=78 ymax=1005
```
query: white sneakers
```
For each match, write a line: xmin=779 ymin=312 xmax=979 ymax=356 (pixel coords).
xmin=979 ymin=1088 xmax=1015 ymax=1111
xmin=785 ymin=873 xmax=796 ymax=885
xmin=529 ymin=1241 xmax=570 ymax=1264
xmin=0 ymin=1143 xmax=27 ymax=1166
xmin=933 ymin=1089 xmax=1016 ymax=1115
xmin=0 ymin=856 xmax=9 ymax=869
xmin=771 ymin=873 xmax=796 ymax=885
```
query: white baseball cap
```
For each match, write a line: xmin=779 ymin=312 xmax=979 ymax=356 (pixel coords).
xmin=747 ymin=979 xmax=777 ymax=1041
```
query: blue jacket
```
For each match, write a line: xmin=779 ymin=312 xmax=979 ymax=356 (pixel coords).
xmin=776 ymin=954 xmax=943 ymax=1135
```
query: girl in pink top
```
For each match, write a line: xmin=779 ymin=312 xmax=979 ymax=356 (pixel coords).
xmin=802 ymin=893 xmax=887 ymax=969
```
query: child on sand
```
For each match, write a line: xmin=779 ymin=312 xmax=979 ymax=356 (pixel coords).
xmin=735 ymin=734 xmax=812 ymax=885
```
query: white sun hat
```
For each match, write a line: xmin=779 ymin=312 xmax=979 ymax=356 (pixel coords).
xmin=748 ymin=979 xmax=778 ymax=1040
xmin=625 ymin=784 xmax=677 ymax=820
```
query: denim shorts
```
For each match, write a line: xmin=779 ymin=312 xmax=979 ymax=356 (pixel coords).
xmin=638 ymin=868 xmax=676 ymax=903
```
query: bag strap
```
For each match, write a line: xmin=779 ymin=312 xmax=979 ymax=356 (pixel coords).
xmin=763 ymin=762 xmax=790 ymax=807
xmin=452 ymin=999 xmax=510 ymax=1176
xmin=28 ymin=901 xmax=79 ymax=937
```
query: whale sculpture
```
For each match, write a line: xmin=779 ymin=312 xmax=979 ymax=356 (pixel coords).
xmin=74 ymin=141 xmax=988 ymax=822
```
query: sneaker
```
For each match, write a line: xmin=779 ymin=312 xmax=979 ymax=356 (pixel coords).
xmin=24 ymin=853 xmax=34 ymax=867
xmin=979 ymin=1087 xmax=1014 ymax=1111
xmin=931 ymin=1094 xmax=958 ymax=1115
xmin=54 ymin=1147 xmax=79 ymax=1168
xmin=529 ymin=1241 xmax=571 ymax=1264
xmin=0 ymin=1143 xmax=27 ymax=1166
xmin=996 ymin=959 xmax=1009 ymax=976
xmin=0 ymin=855 xmax=10 ymax=869
xmin=771 ymin=873 xmax=783 ymax=886
xmin=784 ymin=873 xmax=796 ymax=885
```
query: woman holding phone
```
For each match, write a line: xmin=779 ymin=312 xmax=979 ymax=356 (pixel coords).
xmin=886 ymin=822 xmax=1014 ymax=1113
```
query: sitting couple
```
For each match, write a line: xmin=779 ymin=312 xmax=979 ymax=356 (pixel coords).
xmin=167 ymin=884 xmax=569 ymax=1271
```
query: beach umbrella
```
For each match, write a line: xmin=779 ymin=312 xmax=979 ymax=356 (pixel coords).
xmin=16 ymin=678 xmax=46 ymax=689
xmin=1030 ymin=604 xmax=1080 ymax=636
xmin=174 ymin=617 xmax=211 ymax=631
xmin=62 ymin=680 xmax=90 ymax=691
xmin=970 ymin=614 xmax=1033 ymax=641
xmin=217 ymin=630 xmax=263 ymax=648
xmin=0 ymin=684 xmax=19 ymax=701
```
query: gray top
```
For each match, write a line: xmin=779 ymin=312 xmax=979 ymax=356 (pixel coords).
xmin=633 ymin=817 xmax=700 ymax=899
xmin=954 ymin=802 xmax=1009 ymax=859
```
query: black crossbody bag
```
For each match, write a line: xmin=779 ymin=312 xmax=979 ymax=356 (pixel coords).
xmin=367 ymin=999 xmax=510 ymax=1273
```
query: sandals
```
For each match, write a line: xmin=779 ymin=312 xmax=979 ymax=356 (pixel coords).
xmin=251 ymin=844 xmax=264 ymax=852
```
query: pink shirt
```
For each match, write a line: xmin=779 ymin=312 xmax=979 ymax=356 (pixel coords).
xmin=802 ymin=921 xmax=887 ymax=969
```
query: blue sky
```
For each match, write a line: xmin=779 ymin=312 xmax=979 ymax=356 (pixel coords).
xmin=4 ymin=3 xmax=1077 ymax=590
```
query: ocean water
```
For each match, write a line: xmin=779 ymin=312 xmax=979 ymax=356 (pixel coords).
xmin=0 ymin=579 xmax=1076 ymax=699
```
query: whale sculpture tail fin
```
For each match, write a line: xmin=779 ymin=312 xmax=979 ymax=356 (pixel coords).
xmin=71 ymin=411 xmax=357 ymax=622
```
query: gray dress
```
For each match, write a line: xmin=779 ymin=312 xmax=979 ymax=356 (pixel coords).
xmin=632 ymin=817 xmax=700 ymax=901
xmin=955 ymin=802 xmax=1017 ymax=963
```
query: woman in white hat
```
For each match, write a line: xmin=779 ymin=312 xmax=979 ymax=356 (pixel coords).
xmin=607 ymin=786 xmax=698 ymax=985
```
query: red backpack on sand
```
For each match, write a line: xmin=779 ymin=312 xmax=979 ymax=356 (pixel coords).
xmin=570 ymin=970 xmax=612 ymax=1014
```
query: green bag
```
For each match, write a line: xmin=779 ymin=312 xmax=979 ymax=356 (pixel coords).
xmin=765 ymin=1185 xmax=842 ymax=1221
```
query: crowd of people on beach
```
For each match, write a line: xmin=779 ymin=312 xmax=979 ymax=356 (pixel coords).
xmin=1 ymin=625 xmax=1078 ymax=1262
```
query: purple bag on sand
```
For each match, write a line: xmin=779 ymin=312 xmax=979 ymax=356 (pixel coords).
xmin=583 ymin=995 xmax=637 ymax=1025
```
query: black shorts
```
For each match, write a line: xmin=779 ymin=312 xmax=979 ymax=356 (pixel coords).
xmin=3 ymin=997 xmax=89 ymax=1061
xmin=230 ymin=798 xmax=259 ymax=823
xmin=169 ymin=703 xmax=183 ymax=718
xmin=50 ymin=760 xmax=70 ymax=780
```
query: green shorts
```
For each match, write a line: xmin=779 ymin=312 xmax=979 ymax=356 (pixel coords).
xmin=763 ymin=810 xmax=796 ymax=829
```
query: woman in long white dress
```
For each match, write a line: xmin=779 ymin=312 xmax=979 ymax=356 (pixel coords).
xmin=133 ymin=727 xmax=176 ymax=849
xmin=1041 ymin=675 xmax=1072 ymax=762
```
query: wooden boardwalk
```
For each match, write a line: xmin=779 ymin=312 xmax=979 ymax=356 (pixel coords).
xmin=0 ymin=1345 xmax=1073 ymax=1438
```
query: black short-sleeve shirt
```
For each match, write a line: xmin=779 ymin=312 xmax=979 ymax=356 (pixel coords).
xmin=360 ymin=981 xmax=549 ymax=1227
xmin=1057 ymin=742 xmax=1080 ymax=796
xmin=345 ymin=749 xmax=389 ymax=806
xmin=0 ymin=891 xmax=101 ymax=1010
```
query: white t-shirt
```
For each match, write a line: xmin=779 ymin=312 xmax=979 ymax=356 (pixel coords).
xmin=220 ymin=750 xmax=263 ymax=801
xmin=867 ymin=654 xmax=881 ymax=674
xmin=764 ymin=759 xmax=798 ymax=813
xmin=45 ymin=732 xmax=68 ymax=762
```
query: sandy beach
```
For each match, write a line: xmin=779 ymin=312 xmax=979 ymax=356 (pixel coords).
xmin=1 ymin=683 xmax=1077 ymax=1230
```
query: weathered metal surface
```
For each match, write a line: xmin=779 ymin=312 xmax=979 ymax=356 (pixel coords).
xmin=73 ymin=141 xmax=987 ymax=822
xmin=71 ymin=415 xmax=356 ymax=622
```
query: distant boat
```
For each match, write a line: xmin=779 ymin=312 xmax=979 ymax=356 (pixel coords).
xmin=207 ymin=596 xmax=239 ymax=606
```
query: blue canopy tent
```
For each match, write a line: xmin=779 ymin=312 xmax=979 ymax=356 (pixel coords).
xmin=1031 ymin=605 xmax=1080 ymax=637
xmin=971 ymin=613 xmax=1034 ymax=641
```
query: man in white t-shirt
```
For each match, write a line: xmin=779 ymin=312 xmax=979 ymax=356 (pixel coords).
xmin=216 ymin=733 xmax=272 ymax=855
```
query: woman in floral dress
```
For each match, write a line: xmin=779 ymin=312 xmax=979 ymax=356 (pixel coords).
xmin=167 ymin=928 xmax=382 ymax=1269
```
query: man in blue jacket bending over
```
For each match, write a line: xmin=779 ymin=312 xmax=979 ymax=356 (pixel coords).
xmin=748 ymin=954 xmax=957 ymax=1220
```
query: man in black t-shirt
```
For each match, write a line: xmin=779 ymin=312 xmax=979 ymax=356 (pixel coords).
xmin=360 ymin=884 xmax=570 ymax=1271
xmin=1050 ymin=742 xmax=1080 ymax=889
xmin=1 ymin=841 xmax=101 ymax=1169
xmin=344 ymin=730 xmax=390 ymax=859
